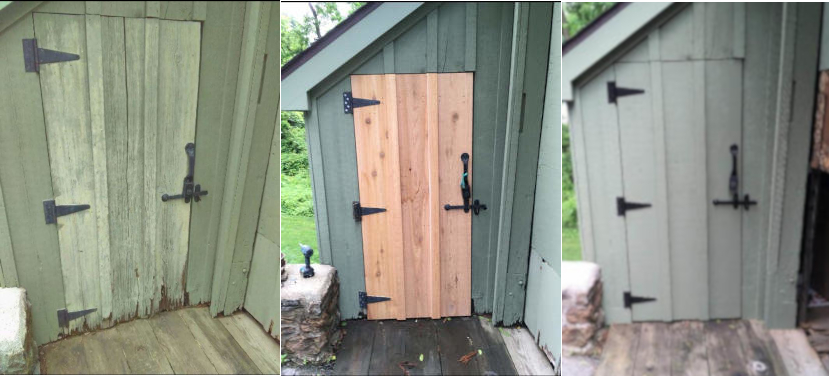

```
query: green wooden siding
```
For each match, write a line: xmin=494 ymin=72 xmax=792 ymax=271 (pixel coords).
xmin=303 ymin=2 xmax=553 ymax=322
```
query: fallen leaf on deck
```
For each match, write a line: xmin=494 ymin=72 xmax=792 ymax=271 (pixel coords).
xmin=459 ymin=351 xmax=477 ymax=364
xmin=398 ymin=361 xmax=417 ymax=376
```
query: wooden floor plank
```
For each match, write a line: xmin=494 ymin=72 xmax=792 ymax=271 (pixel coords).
xmin=218 ymin=312 xmax=281 ymax=374
xmin=367 ymin=320 xmax=440 ymax=375
xmin=470 ymin=316 xmax=519 ymax=375
xmin=770 ymin=329 xmax=828 ymax=376
xmin=148 ymin=310 xmax=218 ymax=374
xmin=436 ymin=317 xmax=483 ymax=375
xmin=81 ymin=328 xmax=131 ymax=374
xmin=179 ymin=308 xmax=262 ymax=374
xmin=595 ymin=324 xmax=641 ymax=376
xmin=499 ymin=325 xmax=556 ymax=376
xmin=114 ymin=319 xmax=174 ymax=374
xmin=670 ymin=321 xmax=708 ymax=376
xmin=706 ymin=320 xmax=751 ymax=376
xmin=332 ymin=320 xmax=377 ymax=375
xmin=40 ymin=336 xmax=90 ymax=374
xmin=741 ymin=320 xmax=788 ymax=376
xmin=631 ymin=322 xmax=672 ymax=376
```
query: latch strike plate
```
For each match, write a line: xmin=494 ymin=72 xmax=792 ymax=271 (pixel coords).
xmin=359 ymin=291 xmax=390 ymax=309
xmin=57 ymin=308 xmax=97 ymax=329
xmin=353 ymin=201 xmax=386 ymax=221
xmin=43 ymin=199 xmax=90 ymax=224
xmin=624 ymin=292 xmax=656 ymax=309
xmin=343 ymin=92 xmax=381 ymax=114
xmin=23 ymin=39 xmax=80 ymax=73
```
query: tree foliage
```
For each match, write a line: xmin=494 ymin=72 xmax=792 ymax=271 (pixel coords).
xmin=562 ymin=2 xmax=615 ymax=40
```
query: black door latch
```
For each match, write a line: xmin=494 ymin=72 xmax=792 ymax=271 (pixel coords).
xmin=445 ymin=153 xmax=487 ymax=215
xmin=161 ymin=143 xmax=208 ymax=203
xmin=712 ymin=144 xmax=757 ymax=210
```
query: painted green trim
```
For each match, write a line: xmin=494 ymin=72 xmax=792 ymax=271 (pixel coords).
xmin=464 ymin=3 xmax=476 ymax=72
xmin=185 ymin=1 xmax=247 ymax=305
xmin=764 ymin=2 xmax=820 ymax=328
xmin=0 ymin=1 xmax=42 ymax=34
xmin=492 ymin=2 xmax=528 ymax=324
xmin=427 ymin=9 xmax=437 ymax=72
xmin=209 ymin=1 xmax=270 ymax=316
xmin=562 ymin=2 xmax=672 ymax=101
xmin=282 ymin=2 xmax=424 ymax=111
xmin=0 ymin=180 xmax=17 ymax=287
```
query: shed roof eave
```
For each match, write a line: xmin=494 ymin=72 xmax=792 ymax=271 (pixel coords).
xmin=562 ymin=2 xmax=672 ymax=101
xmin=0 ymin=1 xmax=43 ymax=34
xmin=281 ymin=2 xmax=424 ymax=112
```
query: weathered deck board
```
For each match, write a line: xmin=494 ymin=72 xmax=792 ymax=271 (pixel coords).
xmin=499 ymin=324 xmax=556 ymax=375
xmin=218 ymin=312 xmax=282 ymax=374
xmin=598 ymin=321 xmax=800 ymax=376
xmin=332 ymin=317 xmax=521 ymax=375
xmin=40 ymin=307 xmax=278 ymax=375
xmin=332 ymin=321 xmax=377 ymax=375
xmin=179 ymin=308 xmax=261 ymax=374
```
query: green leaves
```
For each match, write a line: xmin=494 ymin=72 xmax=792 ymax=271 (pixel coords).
xmin=563 ymin=3 xmax=616 ymax=40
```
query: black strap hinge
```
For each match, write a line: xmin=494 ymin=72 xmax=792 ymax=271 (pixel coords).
xmin=353 ymin=201 xmax=386 ymax=221
xmin=624 ymin=292 xmax=656 ymax=309
xmin=607 ymin=81 xmax=645 ymax=103
xmin=617 ymin=197 xmax=651 ymax=216
xmin=23 ymin=39 xmax=80 ymax=73
xmin=43 ymin=199 xmax=90 ymax=224
xmin=343 ymin=92 xmax=380 ymax=114
xmin=359 ymin=291 xmax=390 ymax=309
xmin=57 ymin=308 xmax=97 ymax=329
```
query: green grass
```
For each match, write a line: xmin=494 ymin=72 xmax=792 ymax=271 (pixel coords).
xmin=281 ymin=214 xmax=320 ymax=264
xmin=563 ymin=227 xmax=582 ymax=261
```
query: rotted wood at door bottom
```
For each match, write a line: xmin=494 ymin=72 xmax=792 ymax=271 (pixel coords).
xmin=351 ymin=73 xmax=473 ymax=320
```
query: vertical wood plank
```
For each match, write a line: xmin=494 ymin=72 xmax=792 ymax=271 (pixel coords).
xmin=146 ymin=1 xmax=161 ymax=18
xmin=0 ymin=14 xmax=66 ymax=343
xmin=185 ymin=1 xmax=246 ymax=305
xmin=706 ymin=60 xmax=743 ymax=319
xmin=352 ymin=74 xmax=406 ymax=320
xmin=35 ymin=12 xmax=104 ymax=333
xmin=427 ymin=10 xmax=437 ymax=72
xmin=0 ymin=181 xmax=18 ymax=287
xmin=192 ymin=1 xmax=207 ymax=21
xmin=156 ymin=19 xmax=201 ymax=308
xmin=438 ymin=73 xmax=473 ymax=317
xmin=396 ymin=74 xmax=432 ymax=319
xmin=663 ymin=60 xmax=709 ymax=320
xmin=427 ymin=73 xmax=441 ymax=319
xmin=464 ymin=3 xmax=476 ymax=72
xmin=142 ymin=17 xmax=162 ymax=314
xmin=101 ymin=15 xmax=133 ymax=324
xmin=383 ymin=42 xmax=394 ymax=74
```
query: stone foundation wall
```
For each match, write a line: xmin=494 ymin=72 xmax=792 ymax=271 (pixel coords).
xmin=0 ymin=288 xmax=38 ymax=375
xmin=562 ymin=261 xmax=605 ymax=356
xmin=281 ymin=264 xmax=341 ymax=365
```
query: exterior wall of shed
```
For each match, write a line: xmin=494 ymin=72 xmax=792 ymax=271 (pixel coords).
xmin=0 ymin=1 xmax=279 ymax=344
xmin=569 ymin=3 xmax=819 ymax=328
xmin=303 ymin=2 xmax=554 ymax=322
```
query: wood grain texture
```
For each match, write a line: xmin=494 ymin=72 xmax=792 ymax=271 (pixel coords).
xmin=40 ymin=336 xmax=90 ymax=374
xmin=0 ymin=181 xmax=17 ymax=287
xmin=149 ymin=311 xmax=218 ymax=374
xmin=35 ymin=12 xmax=104 ymax=333
xmin=81 ymin=328 xmax=131 ymax=374
xmin=141 ymin=17 xmax=162 ymax=315
xmin=0 ymin=14 xmax=66 ymax=344
xmin=706 ymin=320 xmax=750 ymax=376
xmin=185 ymin=1 xmax=246 ymax=305
xmin=333 ymin=321 xmax=376 ymax=375
xmin=427 ymin=73 xmax=441 ymax=319
xmin=396 ymin=74 xmax=433 ymax=319
xmin=114 ymin=319 xmax=175 ymax=374
xmin=499 ymin=325 xmax=556 ymax=376
xmin=368 ymin=320 xmax=441 ymax=375
xmin=670 ymin=321 xmax=708 ymax=376
xmin=770 ymin=329 xmax=828 ymax=376
xmin=595 ymin=324 xmax=640 ymax=376
xmin=218 ymin=312 xmax=281 ymax=374
xmin=156 ymin=19 xmax=201 ymax=309
xmin=352 ymin=74 xmax=406 ymax=320
xmin=438 ymin=73 xmax=473 ymax=317
xmin=631 ymin=323 xmax=672 ymax=375
xmin=179 ymin=308 xmax=261 ymax=374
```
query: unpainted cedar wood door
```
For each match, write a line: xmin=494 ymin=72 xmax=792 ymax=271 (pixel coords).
xmin=351 ymin=73 xmax=473 ymax=320
xmin=34 ymin=13 xmax=201 ymax=334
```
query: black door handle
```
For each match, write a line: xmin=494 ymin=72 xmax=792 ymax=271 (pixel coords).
xmin=712 ymin=144 xmax=757 ymax=210
xmin=161 ymin=143 xmax=208 ymax=203
xmin=444 ymin=153 xmax=487 ymax=215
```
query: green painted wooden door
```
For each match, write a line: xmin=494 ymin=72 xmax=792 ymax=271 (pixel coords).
xmin=33 ymin=13 xmax=201 ymax=335
xmin=612 ymin=58 xmax=745 ymax=322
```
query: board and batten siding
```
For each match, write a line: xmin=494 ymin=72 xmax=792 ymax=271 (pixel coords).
xmin=0 ymin=1 xmax=278 ymax=344
xmin=305 ymin=2 xmax=529 ymax=320
xmin=569 ymin=2 xmax=819 ymax=328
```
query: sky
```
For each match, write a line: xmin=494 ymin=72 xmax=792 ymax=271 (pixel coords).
xmin=281 ymin=2 xmax=356 ymax=36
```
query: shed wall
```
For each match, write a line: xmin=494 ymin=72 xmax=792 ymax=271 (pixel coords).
xmin=569 ymin=2 xmax=820 ymax=328
xmin=305 ymin=2 xmax=522 ymax=320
